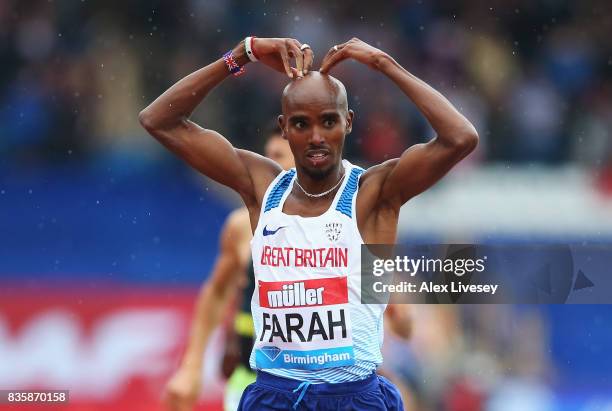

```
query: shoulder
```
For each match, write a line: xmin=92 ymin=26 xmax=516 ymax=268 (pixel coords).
xmin=357 ymin=159 xmax=399 ymax=208
xmin=236 ymin=149 xmax=284 ymax=207
xmin=354 ymin=160 xmax=402 ymax=243
xmin=226 ymin=207 xmax=250 ymax=229
xmin=221 ymin=207 xmax=253 ymax=264
xmin=359 ymin=159 xmax=398 ymax=186
xmin=223 ymin=207 xmax=250 ymax=241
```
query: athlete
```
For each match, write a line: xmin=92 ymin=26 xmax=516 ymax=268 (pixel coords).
xmin=163 ymin=129 xmax=413 ymax=411
xmin=141 ymin=37 xmax=477 ymax=410
xmin=162 ymin=129 xmax=294 ymax=411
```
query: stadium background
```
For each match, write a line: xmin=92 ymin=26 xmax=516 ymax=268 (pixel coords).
xmin=1 ymin=0 xmax=612 ymax=410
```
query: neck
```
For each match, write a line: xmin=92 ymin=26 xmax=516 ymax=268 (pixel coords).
xmin=295 ymin=160 xmax=344 ymax=198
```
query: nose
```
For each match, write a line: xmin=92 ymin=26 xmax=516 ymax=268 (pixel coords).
xmin=309 ymin=126 xmax=326 ymax=146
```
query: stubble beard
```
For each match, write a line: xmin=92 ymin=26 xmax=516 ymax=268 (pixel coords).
xmin=302 ymin=159 xmax=341 ymax=181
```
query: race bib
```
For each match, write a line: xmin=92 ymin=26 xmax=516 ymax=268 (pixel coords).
xmin=254 ymin=276 xmax=355 ymax=370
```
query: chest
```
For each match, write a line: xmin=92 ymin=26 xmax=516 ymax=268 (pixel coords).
xmin=281 ymin=188 xmax=336 ymax=218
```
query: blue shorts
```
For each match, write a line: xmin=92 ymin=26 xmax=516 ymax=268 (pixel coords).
xmin=237 ymin=371 xmax=404 ymax=410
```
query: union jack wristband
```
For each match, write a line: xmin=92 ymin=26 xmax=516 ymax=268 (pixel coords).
xmin=223 ymin=50 xmax=245 ymax=77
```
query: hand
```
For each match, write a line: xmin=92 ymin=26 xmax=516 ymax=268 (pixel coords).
xmin=251 ymin=37 xmax=314 ymax=78
xmin=385 ymin=304 xmax=412 ymax=340
xmin=162 ymin=366 xmax=202 ymax=411
xmin=319 ymin=37 xmax=385 ymax=73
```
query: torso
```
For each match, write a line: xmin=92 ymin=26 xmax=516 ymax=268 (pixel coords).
xmin=247 ymin=160 xmax=386 ymax=383
xmin=248 ymin=160 xmax=400 ymax=244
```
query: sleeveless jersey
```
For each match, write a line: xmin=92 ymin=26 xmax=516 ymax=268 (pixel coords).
xmin=249 ymin=160 xmax=386 ymax=383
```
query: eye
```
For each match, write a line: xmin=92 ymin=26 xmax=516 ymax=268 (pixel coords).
xmin=294 ymin=121 xmax=306 ymax=129
xmin=323 ymin=119 xmax=336 ymax=128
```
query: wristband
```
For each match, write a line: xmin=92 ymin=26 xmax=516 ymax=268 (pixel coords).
xmin=245 ymin=36 xmax=258 ymax=62
xmin=222 ymin=50 xmax=245 ymax=77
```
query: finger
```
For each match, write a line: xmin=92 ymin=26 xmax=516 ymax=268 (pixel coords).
xmin=319 ymin=42 xmax=349 ymax=73
xmin=303 ymin=48 xmax=314 ymax=74
xmin=320 ymin=46 xmax=347 ymax=74
xmin=289 ymin=42 xmax=304 ymax=77
xmin=278 ymin=47 xmax=293 ymax=78
xmin=319 ymin=46 xmax=337 ymax=71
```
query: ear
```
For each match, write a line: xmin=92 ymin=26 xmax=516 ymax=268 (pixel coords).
xmin=345 ymin=110 xmax=354 ymax=135
xmin=278 ymin=115 xmax=288 ymax=140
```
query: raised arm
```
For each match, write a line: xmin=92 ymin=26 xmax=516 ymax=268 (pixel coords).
xmin=320 ymin=38 xmax=478 ymax=208
xmin=139 ymin=37 xmax=313 ymax=207
xmin=163 ymin=209 xmax=252 ymax=411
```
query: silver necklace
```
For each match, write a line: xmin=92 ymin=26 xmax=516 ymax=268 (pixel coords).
xmin=294 ymin=167 xmax=345 ymax=198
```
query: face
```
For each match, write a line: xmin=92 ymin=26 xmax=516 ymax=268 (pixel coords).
xmin=265 ymin=134 xmax=294 ymax=170
xmin=278 ymin=72 xmax=353 ymax=180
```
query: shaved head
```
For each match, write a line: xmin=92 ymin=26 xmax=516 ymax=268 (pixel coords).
xmin=278 ymin=71 xmax=353 ymax=181
xmin=281 ymin=71 xmax=348 ymax=114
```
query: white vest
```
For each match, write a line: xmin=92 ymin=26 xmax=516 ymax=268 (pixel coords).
xmin=249 ymin=160 xmax=385 ymax=383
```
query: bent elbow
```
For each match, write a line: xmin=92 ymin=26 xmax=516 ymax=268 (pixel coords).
xmin=453 ymin=126 xmax=479 ymax=155
xmin=138 ymin=108 xmax=155 ymax=132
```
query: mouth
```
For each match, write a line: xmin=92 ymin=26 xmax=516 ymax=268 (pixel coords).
xmin=306 ymin=149 xmax=330 ymax=167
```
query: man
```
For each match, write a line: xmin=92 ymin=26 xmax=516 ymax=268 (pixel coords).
xmin=163 ymin=129 xmax=413 ymax=411
xmin=141 ymin=36 xmax=477 ymax=410
xmin=163 ymin=129 xmax=294 ymax=411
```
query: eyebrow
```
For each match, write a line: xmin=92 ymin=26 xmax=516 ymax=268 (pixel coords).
xmin=288 ymin=111 xmax=341 ymax=123
xmin=288 ymin=115 xmax=309 ymax=123
xmin=320 ymin=112 xmax=340 ymax=119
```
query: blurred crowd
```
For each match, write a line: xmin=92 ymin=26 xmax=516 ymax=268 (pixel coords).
xmin=1 ymin=0 xmax=611 ymax=174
